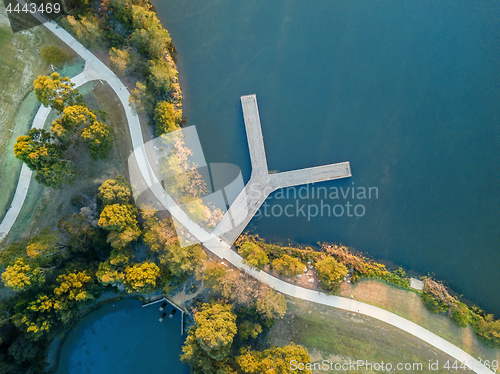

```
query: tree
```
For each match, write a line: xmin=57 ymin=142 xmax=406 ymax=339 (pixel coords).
xmin=147 ymin=59 xmax=175 ymax=97
xmin=53 ymin=271 xmax=95 ymax=323
xmin=272 ymin=255 xmax=304 ymax=278
xmin=129 ymin=81 xmax=153 ymax=114
xmin=451 ymin=302 xmax=471 ymax=328
xmin=153 ymin=100 xmax=181 ymax=135
xmin=238 ymin=242 xmax=269 ymax=270
xmin=124 ymin=261 xmax=160 ymax=293
xmin=109 ymin=47 xmax=130 ymax=76
xmin=181 ymin=303 xmax=237 ymax=372
xmin=238 ymin=320 xmax=262 ymax=340
xmin=255 ymin=287 xmax=287 ymax=320
xmin=201 ymin=262 xmax=226 ymax=289
xmin=236 ymin=343 xmax=312 ymax=374
xmin=33 ymin=72 xmax=82 ymax=112
xmin=51 ymin=104 xmax=113 ymax=159
xmin=15 ymin=294 xmax=57 ymax=340
xmin=65 ymin=15 xmax=104 ymax=48
xmin=1 ymin=258 xmax=44 ymax=291
xmin=98 ymin=176 xmax=133 ymax=206
xmin=132 ymin=27 xmax=171 ymax=60
xmin=159 ymin=244 xmax=205 ymax=279
xmin=98 ymin=204 xmax=141 ymax=248
xmin=96 ymin=249 xmax=132 ymax=286
xmin=181 ymin=328 xmax=236 ymax=374
xmin=473 ymin=313 xmax=500 ymax=346
xmin=142 ymin=212 xmax=178 ymax=251
xmin=315 ymin=256 xmax=348 ymax=290
xmin=14 ymin=129 xmax=75 ymax=188
xmin=81 ymin=120 xmax=113 ymax=160
xmin=41 ymin=45 xmax=68 ymax=66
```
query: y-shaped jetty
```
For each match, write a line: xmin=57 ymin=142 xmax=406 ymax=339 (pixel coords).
xmin=213 ymin=95 xmax=352 ymax=244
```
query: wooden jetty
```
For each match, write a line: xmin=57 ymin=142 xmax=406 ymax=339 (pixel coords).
xmin=142 ymin=297 xmax=190 ymax=335
xmin=213 ymin=94 xmax=351 ymax=244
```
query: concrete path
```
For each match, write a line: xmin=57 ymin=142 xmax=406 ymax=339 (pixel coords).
xmin=0 ymin=15 xmax=494 ymax=373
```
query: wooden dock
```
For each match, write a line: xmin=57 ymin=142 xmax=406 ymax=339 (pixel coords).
xmin=212 ymin=95 xmax=351 ymax=244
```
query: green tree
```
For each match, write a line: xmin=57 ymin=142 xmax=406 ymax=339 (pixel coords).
xmin=33 ymin=72 xmax=82 ymax=112
xmin=473 ymin=313 xmax=500 ymax=346
xmin=153 ymin=100 xmax=181 ymax=135
xmin=238 ymin=242 xmax=269 ymax=270
xmin=238 ymin=320 xmax=262 ymax=340
xmin=193 ymin=303 xmax=237 ymax=360
xmin=129 ymin=81 xmax=153 ymax=114
xmin=147 ymin=59 xmax=175 ymax=97
xmin=255 ymin=288 xmax=287 ymax=320
xmin=272 ymin=255 xmax=304 ymax=278
xmin=14 ymin=128 xmax=75 ymax=188
xmin=451 ymin=302 xmax=471 ymax=328
xmin=1 ymin=258 xmax=44 ymax=291
xmin=159 ymin=243 xmax=206 ymax=279
xmin=96 ymin=249 xmax=131 ymax=286
xmin=236 ymin=343 xmax=312 ymax=374
xmin=181 ymin=303 xmax=237 ymax=372
xmin=51 ymin=104 xmax=113 ymax=159
xmin=109 ymin=47 xmax=130 ymax=76
xmin=81 ymin=119 xmax=113 ymax=160
xmin=98 ymin=176 xmax=133 ymax=206
xmin=98 ymin=204 xmax=141 ymax=248
xmin=201 ymin=261 xmax=226 ymax=289
xmin=124 ymin=261 xmax=160 ymax=293
xmin=41 ymin=45 xmax=68 ymax=66
xmin=53 ymin=271 xmax=95 ymax=323
xmin=66 ymin=15 xmax=104 ymax=48
xmin=14 ymin=294 xmax=58 ymax=340
xmin=132 ymin=27 xmax=171 ymax=60
xmin=315 ymin=256 xmax=348 ymax=290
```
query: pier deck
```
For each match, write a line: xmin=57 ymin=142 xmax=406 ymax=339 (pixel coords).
xmin=212 ymin=95 xmax=351 ymax=244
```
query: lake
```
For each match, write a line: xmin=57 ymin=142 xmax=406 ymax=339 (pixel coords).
xmin=150 ymin=0 xmax=500 ymax=314
xmin=55 ymin=298 xmax=189 ymax=374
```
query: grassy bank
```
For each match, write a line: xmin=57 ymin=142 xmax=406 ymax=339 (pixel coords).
xmin=0 ymin=3 xmax=83 ymax=222
xmin=341 ymin=279 xmax=500 ymax=367
xmin=269 ymin=296 xmax=476 ymax=374
xmin=2 ymin=81 xmax=132 ymax=245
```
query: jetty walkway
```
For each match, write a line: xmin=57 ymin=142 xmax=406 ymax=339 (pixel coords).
xmin=213 ymin=95 xmax=351 ymax=244
xmin=0 ymin=10 xmax=494 ymax=373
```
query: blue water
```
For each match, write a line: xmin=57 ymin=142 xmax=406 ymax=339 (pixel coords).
xmin=55 ymin=299 xmax=189 ymax=374
xmin=151 ymin=0 xmax=500 ymax=314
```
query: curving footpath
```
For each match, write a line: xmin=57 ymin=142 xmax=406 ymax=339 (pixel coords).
xmin=0 ymin=18 xmax=494 ymax=373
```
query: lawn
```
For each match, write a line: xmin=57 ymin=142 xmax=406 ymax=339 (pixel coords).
xmin=340 ymin=279 xmax=500 ymax=365
xmin=269 ymin=296 xmax=478 ymax=373
xmin=0 ymin=2 xmax=82 ymax=222
xmin=2 ymin=81 xmax=133 ymax=245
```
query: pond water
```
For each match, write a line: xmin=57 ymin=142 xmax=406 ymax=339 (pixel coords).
xmin=55 ymin=298 xmax=189 ymax=374
xmin=150 ymin=0 xmax=500 ymax=315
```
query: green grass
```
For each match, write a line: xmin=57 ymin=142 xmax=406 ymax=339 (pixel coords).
xmin=0 ymin=6 xmax=83 ymax=223
xmin=340 ymin=279 xmax=500 ymax=365
xmin=269 ymin=297 xmax=479 ymax=373
xmin=3 ymin=82 xmax=133 ymax=245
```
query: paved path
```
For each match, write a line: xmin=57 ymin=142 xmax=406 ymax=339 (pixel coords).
xmin=0 ymin=15 xmax=494 ymax=373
